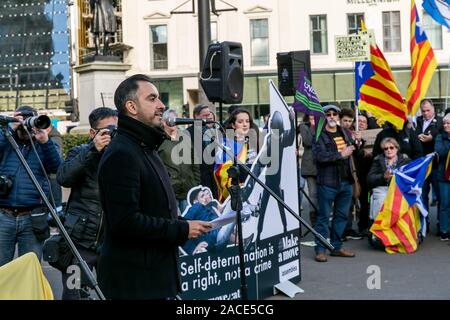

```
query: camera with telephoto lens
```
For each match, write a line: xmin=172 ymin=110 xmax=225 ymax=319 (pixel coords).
xmin=0 ymin=175 xmax=13 ymax=197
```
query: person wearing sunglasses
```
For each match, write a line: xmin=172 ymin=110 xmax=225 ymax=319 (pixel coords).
xmin=367 ymin=138 xmax=410 ymax=226
xmin=312 ymin=104 xmax=357 ymax=262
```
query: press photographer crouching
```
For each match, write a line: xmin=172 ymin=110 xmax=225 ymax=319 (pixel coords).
xmin=0 ymin=105 xmax=62 ymax=267
xmin=56 ymin=107 xmax=117 ymax=300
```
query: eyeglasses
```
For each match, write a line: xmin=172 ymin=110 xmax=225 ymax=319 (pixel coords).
xmin=326 ymin=112 xmax=338 ymax=117
xmin=94 ymin=125 xmax=117 ymax=131
xmin=383 ymin=146 xmax=396 ymax=151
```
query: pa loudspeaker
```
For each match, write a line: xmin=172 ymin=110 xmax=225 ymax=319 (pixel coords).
xmin=277 ymin=50 xmax=311 ymax=96
xmin=200 ymin=41 xmax=244 ymax=104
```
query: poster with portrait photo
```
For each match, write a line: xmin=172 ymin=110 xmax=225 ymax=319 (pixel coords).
xmin=179 ymin=80 xmax=300 ymax=300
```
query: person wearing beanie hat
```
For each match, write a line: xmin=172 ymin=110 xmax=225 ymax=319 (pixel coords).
xmin=323 ymin=105 xmax=341 ymax=114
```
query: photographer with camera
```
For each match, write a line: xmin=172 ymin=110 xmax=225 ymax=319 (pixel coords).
xmin=55 ymin=107 xmax=117 ymax=300
xmin=0 ymin=105 xmax=62 ymax=267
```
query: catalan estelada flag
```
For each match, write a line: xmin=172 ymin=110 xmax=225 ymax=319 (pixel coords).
xmin=406 ymin=0 xmax=437 ymax=116
xmin=370 ymin=154 xmax=434 ymax=253
xmin=214 ymin=138 xmax=248 ymax=203
xmin=355 ymin=22 xmax=407 ymax=130
xmin=445 ymin=150 xmax=450 ymax=181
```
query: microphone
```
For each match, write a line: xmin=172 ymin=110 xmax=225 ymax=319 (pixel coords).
xmin=167 ymin=117 xmax=215 ymax=127
xmin=0 ymin=115 xmax=20 ymax=125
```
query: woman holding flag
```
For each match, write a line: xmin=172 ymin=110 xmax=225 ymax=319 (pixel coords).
xmin=435 ymin=113 xmax=450 ymax=241
xmin=214 ymin=109 xmax=260 ymax=203
xmin=367 ymin=138 xmax=410 ymax=219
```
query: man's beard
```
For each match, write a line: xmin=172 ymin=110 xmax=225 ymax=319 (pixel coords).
xmin=327 ymin=120 xmax=337 ymax=128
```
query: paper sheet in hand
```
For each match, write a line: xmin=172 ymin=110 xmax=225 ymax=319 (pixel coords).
xmin=211 ymin=211 xmax=236 ymax=230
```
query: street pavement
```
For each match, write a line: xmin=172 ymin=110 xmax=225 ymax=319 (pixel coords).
xmin=269 ymin=204 xmax=450 ymax=300
xmin=42 ymin=204 xmax=450 ymax=300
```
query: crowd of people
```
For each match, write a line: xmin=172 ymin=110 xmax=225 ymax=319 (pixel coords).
xmin=298 ymin=101 xmax=450 ymax=263
xmin=0 ymin=73 xmax=449 ymax=298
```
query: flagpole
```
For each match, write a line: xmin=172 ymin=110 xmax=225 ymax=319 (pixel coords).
xmin=446 ymin=55 xmax=450 ymax=110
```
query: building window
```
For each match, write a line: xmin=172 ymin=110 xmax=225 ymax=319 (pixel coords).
xmin=250 ymin=19 xmax=269 ymax=66
xmin=422 ymin=11 xmax=442 ymax=50
xmin=150 ymin=25 xmax=168 ymax=70
xmin=0 ymin=0 xmax=71 ymax=111
xmin=310 ymin=15 xmax=327 ymax=54
xmin=382 ymin=11 xmax=401 ymax=52
xmin=211 ymin=21 xmax=218 ymax=42
xmin=347 ymin=13 xmax=364 ymax=34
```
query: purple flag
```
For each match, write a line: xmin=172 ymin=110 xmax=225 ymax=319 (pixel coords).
xmin=292 ymin=71 xmax=325 ymax=141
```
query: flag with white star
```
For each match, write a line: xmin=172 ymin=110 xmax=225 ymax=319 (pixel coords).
xmin=354 ymin=21 xmax=407 ymax=130
xmin=406 ymin=0 xmax=437 ymax=116
xmin=395 ymin=153 xmax=434 ymax=218
xmin=354 ymin=61 xmax=373 ymax=107
xmin=370 ymin=153 xmax=434 ymax=253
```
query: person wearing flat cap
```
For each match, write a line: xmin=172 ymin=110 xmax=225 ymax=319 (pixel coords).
xmin=312 ymin=104 xmax=357 ymax=262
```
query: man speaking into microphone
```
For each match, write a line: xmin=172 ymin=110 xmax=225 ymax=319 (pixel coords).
xmin=97 ymin=74 xmax=211 ymax=300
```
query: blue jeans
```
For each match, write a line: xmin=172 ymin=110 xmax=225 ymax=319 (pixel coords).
xmin=438 ymin=181 xmax=450 ymax=234
xmin=298 ymin=175 xmax=306 ymax=206
xmin=315 ymin=181 xmax=353 ymax=253
xmin=0 ymin=210 xmax=43 ymax=267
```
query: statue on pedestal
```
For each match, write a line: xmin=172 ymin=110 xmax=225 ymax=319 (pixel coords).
xmin=90 ymin=0 xmax=117 ymax=56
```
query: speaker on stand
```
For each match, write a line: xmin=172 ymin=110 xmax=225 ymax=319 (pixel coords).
xmin=200 ymin=41 xmax=244 ymax=123
xmin=277 ymin=50 xmax=311 ymax=97
xmin=277 ymin=50 xmax=312 ymax=240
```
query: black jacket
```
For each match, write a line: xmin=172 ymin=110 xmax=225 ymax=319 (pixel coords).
xmin=312 ymin=126 xmax=356 ymax=188
xmin=186 ymin=124 xmax=218 ymax=198
xmin=57 ymin=142 xmax=104 ymax=251
xmin=97 ymin=115 xmax=190 ymax=300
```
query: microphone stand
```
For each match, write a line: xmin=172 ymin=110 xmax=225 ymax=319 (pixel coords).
xmin=211 ymin=122 xmax=334 ymax=299
xmin=0 ymin=125 xmax=106 ymax=300
xmin=298 ymin=184 xmax=319 ymax=238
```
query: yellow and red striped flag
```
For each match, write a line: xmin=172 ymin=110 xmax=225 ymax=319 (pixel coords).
xmin=406 ymin=0 xmax=438 ymax=116
xmin=370 ymin=182 xmax=421 ymax=253
xmin=214 ymin=138 xmax=248 ymax=203
xmin=370 ymin=154 xmax=434 ymax=253
xmin=356 ymin=22 xmax=407 ymax=130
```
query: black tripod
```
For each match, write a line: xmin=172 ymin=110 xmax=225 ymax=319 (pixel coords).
xmin=227 ymin=164 xmax=248 ymax=300
xmin=0 ymin=125 xmax=105 ymax=300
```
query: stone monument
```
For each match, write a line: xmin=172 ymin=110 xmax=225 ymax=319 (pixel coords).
xmin=73 ymin=0 xmax=130 ymax=133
